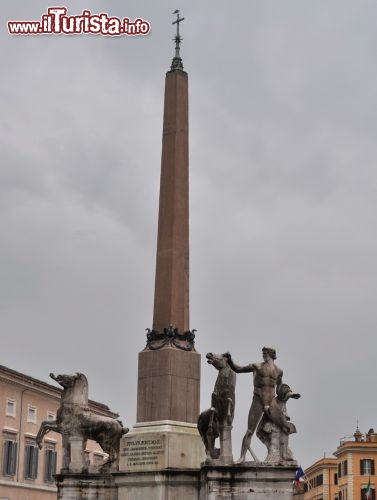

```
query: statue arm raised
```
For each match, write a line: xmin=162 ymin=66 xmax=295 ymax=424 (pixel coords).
xmin=225 ymin=352 xmax=254 ymax=373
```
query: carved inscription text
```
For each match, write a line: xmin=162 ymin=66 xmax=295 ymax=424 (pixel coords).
xmin=122 ymin=436 xmax=165 ymax=470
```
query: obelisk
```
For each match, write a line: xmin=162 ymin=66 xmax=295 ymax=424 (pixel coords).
xmin=136 ymin=11 xmax=200 ymax=425
xmin=119 ymin=15 xmax=203 ymax=485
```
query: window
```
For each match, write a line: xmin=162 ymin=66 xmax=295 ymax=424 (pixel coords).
xmin=339 ymin=460 xmax=348 ymax=477
xmin=309 ymin=474 xmax=324 ymax=488
xmin=361 ymin=487 xmax=375 ymax=500
xmin=335 ymin=473 xmax=338 ymax=485
xmin=44 ymin=449 xmax=57 ymax=482
xmin=27 ymin=405 xmax=37 ymax=424
xmin=24 ymin=442 xmax=39 ymax=479
xmin=6 ymin=400 xmax=16 ymax=417
xmin=343 ymin=460 xmax=348 ymax=476
xmin=47 ymin=411 xmax=55 ymax=421
xmin=2 ymin=439 xmax=18 ymax=476
xmin=340 ymin=488 xmax=348 ymax=500
xmin=361 ymin=459 xmax=375 ymax=475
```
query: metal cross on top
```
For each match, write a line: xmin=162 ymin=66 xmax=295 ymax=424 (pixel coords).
xmin=171 ymin=9 xmax=185 ymax=71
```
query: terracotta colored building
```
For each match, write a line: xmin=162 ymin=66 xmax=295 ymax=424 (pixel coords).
xmin=0 ymin=365 xmax=118 ymax=500
xmin=304 ymin=457 xmax=337 ymax=500
xmin=304 ymin=428 xmax=377 ymax=500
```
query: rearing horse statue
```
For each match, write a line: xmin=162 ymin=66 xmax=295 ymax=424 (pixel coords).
xmin=36 ymin=372 xmax=128 ymax=472
xmin=197 ymin=353 xmax=236 ymax=464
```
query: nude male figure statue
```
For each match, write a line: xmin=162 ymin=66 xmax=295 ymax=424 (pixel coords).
xmin=225 ymin=347 xmax=283 ymax=464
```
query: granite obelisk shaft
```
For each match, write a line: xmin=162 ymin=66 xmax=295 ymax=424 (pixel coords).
xmin=152 ymin=69 xmax=189 ymax=333
xmin=136 ymin=62 xmax=200 ymax=424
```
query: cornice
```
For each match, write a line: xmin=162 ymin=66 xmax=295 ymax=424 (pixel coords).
xmin=334 ymin=443 xmax=377 ymax=456
xmin=0 ymin=365 xmax=117 ymax=418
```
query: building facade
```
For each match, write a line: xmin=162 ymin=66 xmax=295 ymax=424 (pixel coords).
xmin=304 ymin=429 xmax=377 ymax=500
xmin=304 ymin=457 xmax=337 ymax=500
xmin=0 ymin=365 xmax=118 ymax=500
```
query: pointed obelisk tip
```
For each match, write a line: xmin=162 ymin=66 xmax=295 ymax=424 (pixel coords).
xmin=170 ymin=9 xmax=185 ymax=71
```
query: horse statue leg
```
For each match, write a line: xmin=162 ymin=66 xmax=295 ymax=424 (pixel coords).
xmin=96 ymin=431 xmax=118 ymax=470
xmin=100 ymin=444 xmax=115 ymax=470
xmin=36 ymin=420 xmax=60 ymax=449
xmin=96 ymin=423 xmax=128 ymax=471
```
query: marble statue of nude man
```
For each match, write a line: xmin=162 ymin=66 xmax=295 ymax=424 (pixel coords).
xmin=225 ymin=347 xmax=283 ymax=464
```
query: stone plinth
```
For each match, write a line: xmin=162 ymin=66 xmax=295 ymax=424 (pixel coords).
xmin=137 ymin=348 xmax=200 ymax=423
xmin=117 ymin=420 xmax=204 ymax=500
xmin=55 ymin=462 xmax=296 ymax=500
xmin=56 ymin=473 xmax=117 ymax=500
xmin=116 ymin=469 xmax=200 ymax=500
xmin=200 ymin=463 xmax=296 ymax=500
xmin=219 ymin=424 xmax=233 ymax=464
xmin=119 ymin=420 xmax=205 ymax=471
xmin=67 ymin=436 xmax=86 ymax=473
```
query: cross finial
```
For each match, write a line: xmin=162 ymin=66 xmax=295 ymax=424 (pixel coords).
xmin=171 ymin=9 xmax=185 ymax=71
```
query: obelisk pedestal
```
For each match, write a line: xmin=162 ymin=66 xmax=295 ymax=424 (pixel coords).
xmin=137 ymin=346 xmax=200 ymax=424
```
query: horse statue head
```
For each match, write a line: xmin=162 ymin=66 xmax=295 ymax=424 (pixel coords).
xmin=50 ymin=372 xmax=89 ymax=407
xmin=206 ymin=352 xmax=229 ymax=370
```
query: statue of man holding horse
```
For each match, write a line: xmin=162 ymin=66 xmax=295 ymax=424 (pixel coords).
xmin=226 ymin=347 xmax=299 ymax=464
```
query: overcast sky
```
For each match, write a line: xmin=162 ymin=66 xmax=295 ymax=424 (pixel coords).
xmin=1 ymin=1 xmax=377 ymax=469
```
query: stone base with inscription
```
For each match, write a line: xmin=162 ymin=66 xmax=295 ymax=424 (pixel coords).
xmin=116 ymin=420 xmax=204 ymax=500
xmin=199 ymin=462 xmax=296 ymax=500
xmin=119 ymin=420 xmax=205 ymax=471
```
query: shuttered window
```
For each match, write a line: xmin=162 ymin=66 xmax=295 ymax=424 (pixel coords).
xmin=344 ymin=460 xmax=348 ymax=475
xmin=24 ymin=444 xmax=39 ymax=479
xmin=44 ymin=449 xmax=57 ymax=482
xmin=361 ymin=459 xmax=375 ymax=475
xmin=2 ymin=440 xmax=18 ymax=475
